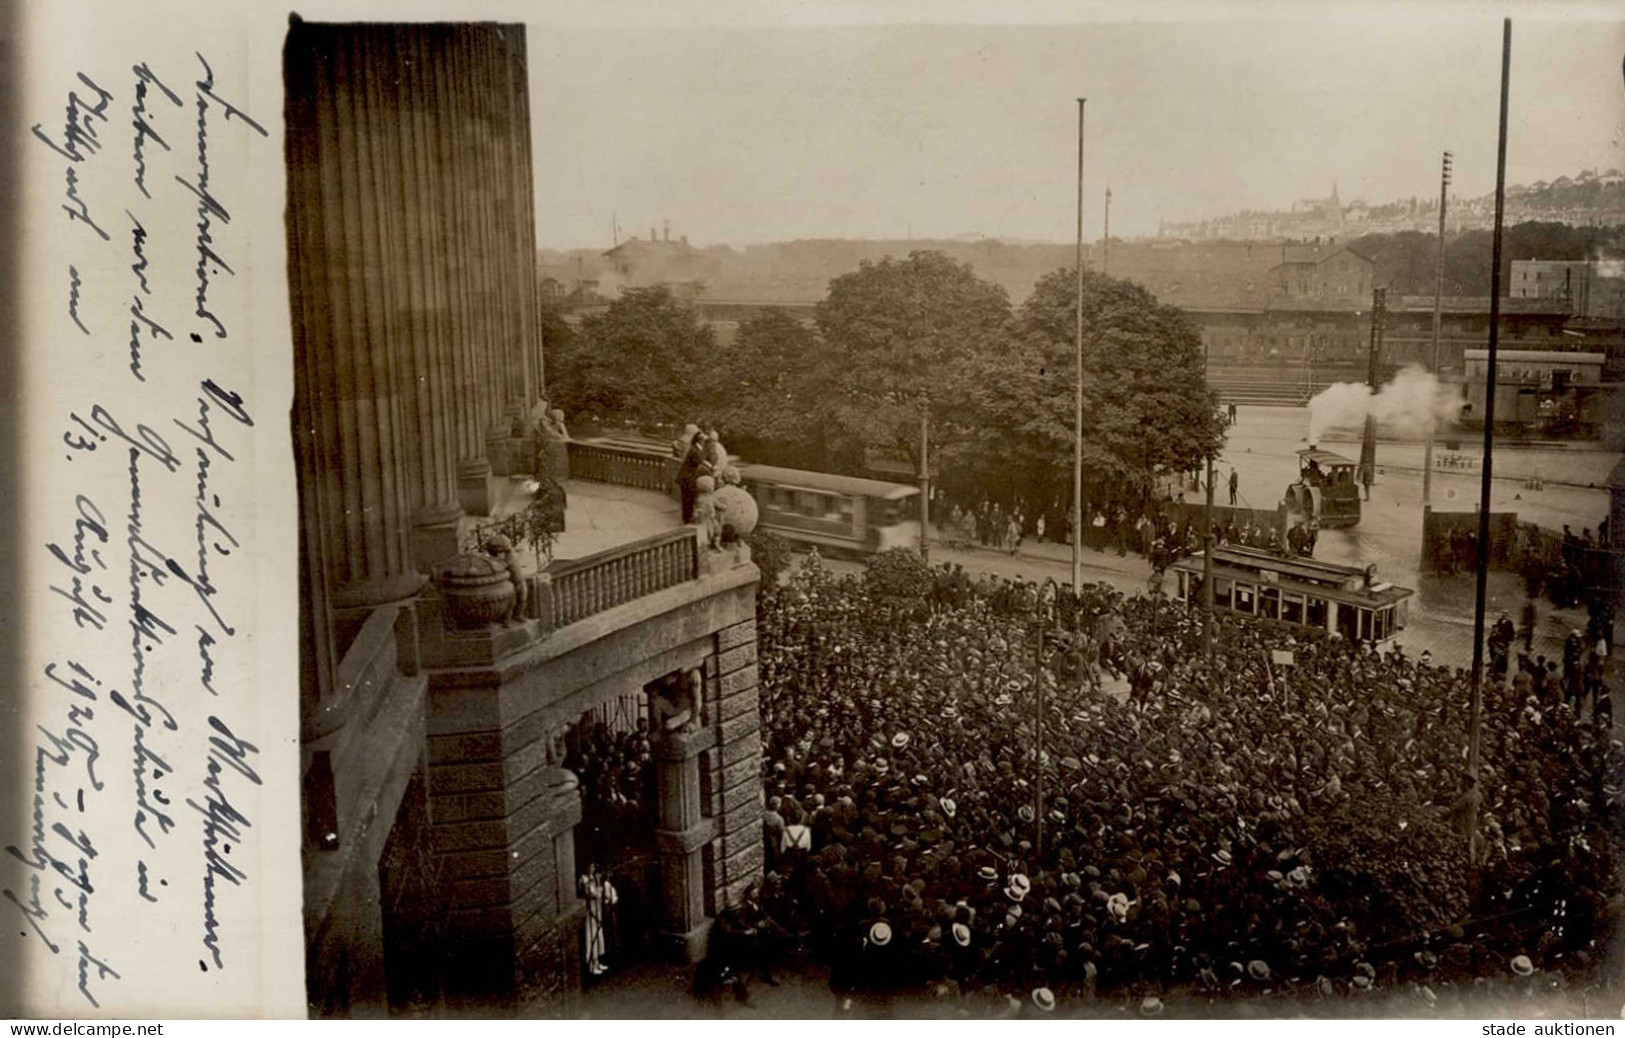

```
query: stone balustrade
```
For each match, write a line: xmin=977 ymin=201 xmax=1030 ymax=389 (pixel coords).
xmin=548 ymin=526 xmax=699 ymax=628
xmin=567 ymin=440 xmax=677 ymax=494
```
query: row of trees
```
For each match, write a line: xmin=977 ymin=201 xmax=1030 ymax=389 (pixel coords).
xmin=1349 ymin=221 xmax=1623 ymax=297
xmin=544 ymin=251 xmax=1225 ymax=510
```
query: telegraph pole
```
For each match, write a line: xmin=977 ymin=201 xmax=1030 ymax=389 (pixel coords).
xmin=1204 ymin=451 xmax=1216 ymax=666
xmin=919 ymin=405 xmax=931 ymax=564
xmin=1103 ymin=185 xmax=1112 ymax=276
xmin=1035 ymin=578 xmax=1056 ymax=860
xmin=1422 ymin=151 xmax=1453 ymax=512
xmin=1469 ymin=18 xmax=1513 ymax=870
xmin=1359 ymin=288 xmax=1387 ymax=494
xmin=1073 ymin=99 xmax=1087 ymax=594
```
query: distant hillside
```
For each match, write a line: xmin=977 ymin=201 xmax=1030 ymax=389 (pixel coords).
xmin=540 ymin=217 xmax=1624 ymax=312
xmin=1161 ymin=170 xmax=1625 ymax=242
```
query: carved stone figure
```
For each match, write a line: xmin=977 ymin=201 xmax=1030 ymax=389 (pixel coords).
xmin=545 ymin=408 xmax=569 ymax=441
xmin=650 ymin=668 xmax=703 ymax=733
xmin=693 ymin=474 xmax=724 ymax=549
xmin=544 ymin=721 xmax=571 ymax=768
xmin=527 ymin=398 xmax=569 ymax=440
xmin=483 ymin=534 xmax=527 ymax=622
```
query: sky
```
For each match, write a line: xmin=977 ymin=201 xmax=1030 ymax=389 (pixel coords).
xmin=525 ymin=1 xmax=1625 ymax=249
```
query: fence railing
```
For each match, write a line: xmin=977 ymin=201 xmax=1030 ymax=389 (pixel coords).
xmin=568 ymin=440 xmax=676 ymax=494
xmin=549 ymin=526 xmax=699 ymax=629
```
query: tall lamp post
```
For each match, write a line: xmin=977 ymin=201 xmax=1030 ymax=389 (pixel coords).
xmin=919 ymin=401 xmax=931 ymax=564
xmin=1073 ymin=98 xmax=1087 ymax=595
xmin=1035 ymin=576 xmax=1058 ymax=861
xmin=1204 ymin=447 xmax=1216 ymax=667
xmin=1469 ymin=18 xmax=1513 ymax=871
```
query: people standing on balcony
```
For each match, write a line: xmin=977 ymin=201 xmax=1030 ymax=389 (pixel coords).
xmin=704 ymin=427 xmax=730 ymax=475
xmin=678 ymin=433 xmax=706 ymax=524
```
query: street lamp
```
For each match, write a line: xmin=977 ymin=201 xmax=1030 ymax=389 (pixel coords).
xmin=1035 ymin=576 xmax=1059 ymax=861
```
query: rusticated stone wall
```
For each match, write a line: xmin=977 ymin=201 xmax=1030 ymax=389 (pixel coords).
xmin=423 ymin=560 xmax=761 ymax=1011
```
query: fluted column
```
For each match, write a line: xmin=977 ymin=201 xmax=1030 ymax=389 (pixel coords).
xmin=379 ymin=26 xmax=462 ymax=568
xmin=293 ymin=24 xmax=423 ymax=620
xmin=508 ymin=31 xmax=543 ymax=405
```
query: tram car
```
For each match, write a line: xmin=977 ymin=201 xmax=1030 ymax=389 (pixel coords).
xmin=1170 ymin=545 xmax=1413 ymax=645
xmin=1284 ymin=447 xmax=1361 ymax=529
xmin=736 ymin=464 xmax=921 ymax=557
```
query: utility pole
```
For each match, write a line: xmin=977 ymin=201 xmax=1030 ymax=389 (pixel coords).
xmin=1073 ymin=98 xmax=1087 ymax=594
xmin=1359 ymin=287 xmax=1387 ymax=494
xmin=919 ymin=405 xmax=931 ymax=564
xmin=1035 ymin=578 xmax=1055 ymax=861
xmin=1204 ymin=451 xmax=1216 ymax=667
xmin=1103 ymin=186 xmax=1112 ymax=276
xmin=1422 ymin=151 xmax=1453 ymax=513
xmin=1469 ymin=17 xmax=1513 ymax=872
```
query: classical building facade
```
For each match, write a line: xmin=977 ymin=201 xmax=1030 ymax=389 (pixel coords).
xmin=286 ymin=20 xmax=762 ymax=1017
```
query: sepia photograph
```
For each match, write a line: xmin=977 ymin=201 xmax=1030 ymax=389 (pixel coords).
xmin=278 ymin=3 xmax=1625 ymax=1023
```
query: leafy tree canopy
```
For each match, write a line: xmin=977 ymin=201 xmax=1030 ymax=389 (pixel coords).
xmin=814 ymin=251 xmax=1012 ymax=465
xmin=547 ymin=286 xmax=715 ymax=428
xmin=938 ymin=268 xmax=1224 ymax=509
xmin=1350 ymin=222 xmax=1625 ymax=296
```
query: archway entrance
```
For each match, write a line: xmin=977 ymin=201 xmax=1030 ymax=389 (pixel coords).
xmin=566 ymin=688 xmax=660 ymax=982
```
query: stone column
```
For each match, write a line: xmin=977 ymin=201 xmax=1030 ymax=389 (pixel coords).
xmin=387 ymin=25 xmax=465 ymax=572
xmin=507 ymin=28 xmax=543 ymax=405
xmin=287 ymin=22 xmax=428 ymax=639
xmin=653 ymin=727 xmax=718 ymax=961
xmin=458 ymin=456 xmax=494 ymax=518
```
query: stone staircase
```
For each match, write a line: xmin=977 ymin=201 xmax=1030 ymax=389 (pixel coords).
xmin=1207 ymin=364 xmax=1364 ymax=407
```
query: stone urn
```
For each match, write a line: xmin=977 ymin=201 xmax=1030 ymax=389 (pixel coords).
xmin=435 ymin=552 xmax=515 ymax=629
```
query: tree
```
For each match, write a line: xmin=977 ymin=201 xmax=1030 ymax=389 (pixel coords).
xmin=1349 ymin=221 xmax=1625 ymax=296
xmin=814 ymin=251 xmax=1013 ymax=471
xmin=714 ymin=307 xmax=838 ymax=469
xmin=537 ymin=298 xmax=574 ymax=399
xmin=546 ymin=286 xmax=715 ymax=428
xmin=948 ymin=268 xmax=1224 ymax=516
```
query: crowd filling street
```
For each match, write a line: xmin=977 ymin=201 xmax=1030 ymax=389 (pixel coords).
xmin=686 ymin=553 xmax=1625 ymax=1018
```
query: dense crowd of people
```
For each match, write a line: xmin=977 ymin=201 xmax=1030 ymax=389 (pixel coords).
xmin=938 ymin=489 xmax=1315 ymax=568
xmin=1520 ymin=522 xmax=1615 ymax=622
xmin=730 ymin=555 xmax=1622 ymax=1015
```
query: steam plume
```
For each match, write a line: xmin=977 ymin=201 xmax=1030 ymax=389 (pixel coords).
xmin=1306 ymin=364 xmax=1459 ymax=442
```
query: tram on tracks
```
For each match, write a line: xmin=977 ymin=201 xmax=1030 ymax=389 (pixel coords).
xmin=736 ymin=464 xmax=921 ymax=558
xmin=1170 ymin=545 xmax=1413 ymax=644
